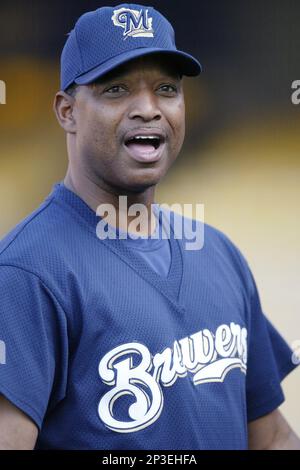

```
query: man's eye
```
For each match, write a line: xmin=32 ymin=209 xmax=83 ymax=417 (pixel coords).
xmin=158 ymin=84 xmax=178 ymax=94
xmin=104 ymin=85 xmax=127 ymax=94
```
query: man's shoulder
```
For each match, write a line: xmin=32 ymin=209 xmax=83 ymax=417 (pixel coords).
xmin=159 ymin=205 xmax=236 ymax=250
xmin=160 ymin=206 xmax=253 ymax=286
xmin=0 ymin=191 xmax=71 ymax=273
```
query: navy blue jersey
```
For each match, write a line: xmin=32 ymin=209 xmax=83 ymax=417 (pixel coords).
xmin=0 ymin=182 xmax=297 ymax=449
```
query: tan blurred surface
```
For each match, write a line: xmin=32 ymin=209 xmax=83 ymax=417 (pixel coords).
xmin=1 ymin=59 xmax=299 ymax=434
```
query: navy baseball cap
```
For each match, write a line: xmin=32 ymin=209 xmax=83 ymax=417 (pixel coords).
xmin=60 ymin=3 xmax=202 ymax=91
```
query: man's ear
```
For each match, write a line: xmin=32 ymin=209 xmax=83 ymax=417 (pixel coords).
xmin=53 ymin=91 xmax=77 ymax=133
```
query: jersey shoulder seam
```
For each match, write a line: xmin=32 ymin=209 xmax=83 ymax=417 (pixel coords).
xmin=0 ymin=263 xmax=69 ymax=320
xmin=0 ymin=195 xmax=56 ymax=258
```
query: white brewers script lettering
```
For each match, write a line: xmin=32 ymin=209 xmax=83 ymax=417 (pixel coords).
xmin=98 ymin=322 xmax=247 ymax=433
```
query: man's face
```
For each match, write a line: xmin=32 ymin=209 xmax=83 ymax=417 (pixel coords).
xmin=71 ymin=55 xmax=185 ymax=193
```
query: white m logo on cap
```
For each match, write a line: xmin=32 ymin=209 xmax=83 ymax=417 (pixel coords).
xmin=112 ymin=7 xmax=154 ymax=39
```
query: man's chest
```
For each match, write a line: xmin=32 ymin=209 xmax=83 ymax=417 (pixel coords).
xmin=64 ymin=252 xmax=248 ymax=439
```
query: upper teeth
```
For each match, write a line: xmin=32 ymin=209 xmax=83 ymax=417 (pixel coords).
xmin=134 ymin=135 xmax=158 ymax=140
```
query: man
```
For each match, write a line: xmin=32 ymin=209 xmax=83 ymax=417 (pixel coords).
xmin=0 ymin=4 xmax=299 ymax=450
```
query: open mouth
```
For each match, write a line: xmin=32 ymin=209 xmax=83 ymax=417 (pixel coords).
xmin=125 ymin=135 xmax=162 ymax=150
xmin=124 ymin=134 xmax=166 ymax=163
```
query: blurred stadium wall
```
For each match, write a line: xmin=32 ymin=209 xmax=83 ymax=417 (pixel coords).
xmin=0 ymin=0 xmax=299 ymax=434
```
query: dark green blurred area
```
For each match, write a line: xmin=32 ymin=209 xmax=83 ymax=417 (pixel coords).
xmin=0 ymin=0 xmax=299 ymax=430
xmin=1 ymin=0 xmax=300 ymax=138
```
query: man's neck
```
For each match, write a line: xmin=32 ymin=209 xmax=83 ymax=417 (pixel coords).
xmin=63 ymin=170 xmax=157 ymax=237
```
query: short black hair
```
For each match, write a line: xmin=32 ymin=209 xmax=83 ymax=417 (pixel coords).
xmin=65 ymin=83 xmax=78 ymax=97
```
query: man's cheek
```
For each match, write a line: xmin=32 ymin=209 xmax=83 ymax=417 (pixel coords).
xmin=171 ymin=125 xmax=185 ymax=154
xmin=88 ymin=123 xmax=110 ymax=147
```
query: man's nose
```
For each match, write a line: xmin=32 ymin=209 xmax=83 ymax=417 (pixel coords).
xmin=127 ymin=89 xmax=162 ymax=122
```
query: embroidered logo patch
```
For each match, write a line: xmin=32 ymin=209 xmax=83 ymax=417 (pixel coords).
xmin=112 ymin=7 xmax=154 ymax=39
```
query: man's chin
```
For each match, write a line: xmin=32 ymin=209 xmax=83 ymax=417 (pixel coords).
xmin=121 ymin=166 xmax=168 ymax=192
xmin=120 ymin=177 xmax=159 ymax=193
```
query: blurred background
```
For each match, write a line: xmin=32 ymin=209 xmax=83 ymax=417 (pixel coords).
xmin=0 ymin=0 xmax=299 ymax=434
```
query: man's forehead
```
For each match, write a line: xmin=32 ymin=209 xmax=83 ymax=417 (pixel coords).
xmin=94 ymin=55 xmax=182 ymax=83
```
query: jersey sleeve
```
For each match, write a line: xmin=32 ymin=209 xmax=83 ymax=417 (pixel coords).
xmin=0 ymin=265 xmax=68 ymax=430
xmin=245 ymin=273 xmax=297 ymax=422
xmin=214 ymin=227 xmax=298 ymax=422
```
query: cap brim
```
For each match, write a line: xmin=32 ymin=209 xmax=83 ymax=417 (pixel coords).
xmin=74 ymin=48 xmax=202 ymax=86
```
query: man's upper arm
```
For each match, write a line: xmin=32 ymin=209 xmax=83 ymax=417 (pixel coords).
xmin=0 ymin=265 xmax=68 ymax=439
xmin=0 ymin=394 xmax=38 ymax=450
xmin=248 ymin=409 xmax=300 ymax=450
